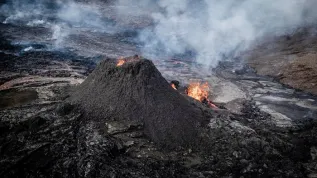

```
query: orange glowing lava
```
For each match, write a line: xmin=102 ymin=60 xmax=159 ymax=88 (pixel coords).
xmin=117 ymin=58 xmax=125 ymax=66
xmin=186 ymin=82 xmax=209 ymax=101
xmin=171 ymin=83 xmax=177 ymax=90
xmin=186 ymin=82 xmax=218 ymax=108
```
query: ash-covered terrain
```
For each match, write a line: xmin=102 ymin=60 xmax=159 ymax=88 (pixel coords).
xmin=1 ymin=0 xmax=317 ymax=178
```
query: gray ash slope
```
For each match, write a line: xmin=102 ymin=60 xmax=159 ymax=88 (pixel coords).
xmin=69 ymin=57 xmax=207 ymax=149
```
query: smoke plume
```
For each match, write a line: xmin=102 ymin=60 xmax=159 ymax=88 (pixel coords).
xmin=117 ymin=0 xmax=317 ymax=67
xmin=0 ymin=0 xmax=117 ymax=48
xmin=1 ymin=0 xmax=317 ymax=67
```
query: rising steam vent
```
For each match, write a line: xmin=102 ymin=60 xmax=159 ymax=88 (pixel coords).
xmin=70 ymin=58 xmax=205 ymax=148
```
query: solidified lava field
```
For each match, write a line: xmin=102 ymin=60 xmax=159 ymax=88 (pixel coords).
xmin=1 ymin=1 xmax=317 ymax=178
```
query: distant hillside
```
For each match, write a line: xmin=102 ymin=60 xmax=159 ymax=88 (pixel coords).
xmin=246 ymin=26 xmax=317 ymax=95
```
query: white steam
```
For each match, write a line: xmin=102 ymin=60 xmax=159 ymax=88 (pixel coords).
xmin=117 ymin=0 xmax=317 ymax=67
xmin=2 ymin=0 xmax=317 ymax=67
xmin=51 ymin=24 xmax=70 ymax=47
xmin=57 ymin=1 xmax=116 ymax=31
xmin=0 ymin=0 xmax=117 ymax=48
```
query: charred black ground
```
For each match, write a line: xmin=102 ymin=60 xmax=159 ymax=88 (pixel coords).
xmin=70 ymin=57 xmax=207 ymax=149
xmin=1 ymin=52 xmax=317 ymax=177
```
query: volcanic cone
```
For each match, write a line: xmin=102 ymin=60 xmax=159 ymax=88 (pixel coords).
xmin=70 ymin=58 xmax=206 ymax=148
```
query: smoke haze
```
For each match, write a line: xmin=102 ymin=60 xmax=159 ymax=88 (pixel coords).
xmin=0 ymin=0 xmax=117 ymax=48
xmin=116 ymin=0 xmax=317 ymax=67
xmin=1 ymin=0 xmax=317 ymax=67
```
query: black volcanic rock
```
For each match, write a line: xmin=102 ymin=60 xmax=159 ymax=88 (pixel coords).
xmin=70 ymin=58 xmax=206 ymax=149
xmin=1 ymin=52 xmax=317 ymax=177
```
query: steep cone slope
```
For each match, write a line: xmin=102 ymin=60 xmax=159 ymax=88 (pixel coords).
xmin=70 ymin=58 xmax=206 ymax=148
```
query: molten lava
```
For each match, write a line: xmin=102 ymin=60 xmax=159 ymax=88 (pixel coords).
xmin=117 ymin=58 xmax=125 ymax=66
xmin=116 ymin=55 xmax=142 ymax=66
xmin=187 ymin=82 xmax=209 ymax=101
xmin=171 ymin=83 xmax=177 ymax=90
xmin=186 ymin=82 xmax=217 ymax=108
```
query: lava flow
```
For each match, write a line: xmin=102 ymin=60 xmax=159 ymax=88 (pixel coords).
xmin=117 ymin=58 xmax=125 ymax=66
xmin=171 ymin=83 xmax=177 ymax=90
xmin=186 ymin=82 xmax=217 ymax=108
xmin=116 ymin=55 xmax=141 ymax=66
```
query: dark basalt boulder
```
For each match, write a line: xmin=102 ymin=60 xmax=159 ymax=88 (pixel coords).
xmin=69 ymin=58 xmax=206 ymax=149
